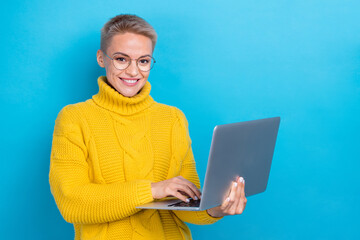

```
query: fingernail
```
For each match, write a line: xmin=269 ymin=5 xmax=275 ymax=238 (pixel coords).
xmin=186 ymin=198 xmax=190 ymax=203
xmin=240 ymin=177 xmax=244 ymax=183
xmin=226 ymin=197 xmax=230 ymax=202
xmin=194 ymin=196 xmax=198 ymax=200
xmin=234 ymin=182 xmax=238 ymax=187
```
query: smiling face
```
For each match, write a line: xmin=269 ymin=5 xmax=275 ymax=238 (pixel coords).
xmin=96 ymin=32 xmax=153 ymax=97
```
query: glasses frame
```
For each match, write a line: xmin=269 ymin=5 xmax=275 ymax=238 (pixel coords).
xmin=103 ymin=51 xmax=156 ymax=72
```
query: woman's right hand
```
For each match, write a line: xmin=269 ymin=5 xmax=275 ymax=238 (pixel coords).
xmin=151 ymin=176 xmax=202 ymax=203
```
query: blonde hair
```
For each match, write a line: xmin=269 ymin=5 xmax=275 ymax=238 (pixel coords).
xmin=100 ymin=14 xmax=157 ymax=52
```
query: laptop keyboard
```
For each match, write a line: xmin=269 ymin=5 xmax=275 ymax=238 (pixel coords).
xmin=168 ymin=199 xmax=201 ymax=208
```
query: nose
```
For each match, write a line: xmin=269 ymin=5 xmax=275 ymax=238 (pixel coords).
xmin=125 ymin=59 xmax=139 ymax=77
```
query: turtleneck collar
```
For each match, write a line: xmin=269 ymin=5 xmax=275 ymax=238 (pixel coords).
xmin=92 ymin=76 xmax=154 ymax=115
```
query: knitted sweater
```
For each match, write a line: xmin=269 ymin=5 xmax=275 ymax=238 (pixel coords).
xmin=49 ymin=76 xmax=222 ymax=240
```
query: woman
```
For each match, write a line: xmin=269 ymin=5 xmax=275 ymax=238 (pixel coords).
xmin=49 ymin=14 xmax=247 ymax=240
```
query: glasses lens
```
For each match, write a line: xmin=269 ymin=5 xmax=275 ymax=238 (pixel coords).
xmin=137 ymin=56 xmax=154 ymax=71
xmin=112 ymin=54 xmax=130 ymax=70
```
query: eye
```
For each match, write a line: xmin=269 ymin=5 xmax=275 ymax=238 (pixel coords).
xmin=139 ymin=58 xmax=150 ymax=65
xmin=115 ymin=57 xmax=127 ymax=62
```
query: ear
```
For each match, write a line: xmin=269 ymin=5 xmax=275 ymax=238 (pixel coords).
xmin=97 ymin=49 xmax=105 ymax=68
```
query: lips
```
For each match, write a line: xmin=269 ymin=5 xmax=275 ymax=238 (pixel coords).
xmin=119 ymin=77 xmax=140 ymax=86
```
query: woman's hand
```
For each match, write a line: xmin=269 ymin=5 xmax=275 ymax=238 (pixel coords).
xmin=206 ymin=176 xmax=247 ymax=218
xmin=151 ymin=176 xmax=202 ymax=203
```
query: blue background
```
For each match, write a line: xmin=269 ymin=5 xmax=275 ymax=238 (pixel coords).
xmin=1 ymin=0 xmax=359 ymax=239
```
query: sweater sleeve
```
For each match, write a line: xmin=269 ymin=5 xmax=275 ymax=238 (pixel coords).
xmin=170 ymin=108 xmax=223 ymax=225
xmin=49 ymin=105 xmax=154 ymax=224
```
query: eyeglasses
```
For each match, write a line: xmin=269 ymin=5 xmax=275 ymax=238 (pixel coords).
xmin=103 ymin=51 xmax=156 ymax=72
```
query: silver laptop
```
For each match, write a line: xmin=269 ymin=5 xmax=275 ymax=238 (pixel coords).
xmin=136 ymin=116 xmax=280 ymax=211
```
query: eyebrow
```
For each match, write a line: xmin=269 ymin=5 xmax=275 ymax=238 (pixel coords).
xmin=112 ymin=51 xmax=152 ymax=58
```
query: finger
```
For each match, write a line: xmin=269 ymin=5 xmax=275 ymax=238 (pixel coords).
xmin=166 ymin=182 xmax=189 ymax=199
xmin=241 ymin=177 xmax=245 ymax=198
xmin=177 ymin=177 xmax=202 ymax=200
xmin=228 ymin=180 xmax=242 ymax=214
xmin=181 ymin=183 xmax=200 ymax=201
xmin=181 ymin=177 xmax=202 ymax=200
xmin=236 ymin=177 xmax=247 ymax=214
xmin=178 ymin=190 xmax=190 ymax=197
xmin=242 ymin=196 xmax=247 ymax=210
xmin=220 ymin=179 xmax=235 ymax=209
xmin=220 ymin=177 xmax=239 ymax=211
xmin=235 ymin=177 xmax=243 ymax=202
xmin=224 ymin=181 xmax=238 ymax=214
xmin=178 ymin=187 xmax=197 ymax=201
xmin=188 ymin=182 xmax=202 ymax=200
xmin=241 ymin=178 xmax=247 ymax=209
xmin=171 ymin=189 xmax=191 ymax=203
xmin=173 ymin=183 xmax=198 ymax=202
xmin=220 ymin=194 xmax=231 ymax=209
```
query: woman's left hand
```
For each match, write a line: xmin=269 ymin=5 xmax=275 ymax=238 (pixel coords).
xmin=206 ymin=176 xmax=247 ymax=218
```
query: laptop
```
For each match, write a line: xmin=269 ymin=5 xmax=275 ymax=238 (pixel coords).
xmin=136 ymin=116 xmax=280 ymax=211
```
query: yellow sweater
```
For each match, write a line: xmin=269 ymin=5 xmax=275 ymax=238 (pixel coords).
xmin=49 ymin=76 xmax=222 ymax=240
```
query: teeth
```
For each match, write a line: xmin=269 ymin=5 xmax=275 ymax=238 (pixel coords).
xmin=123 ymin=79 xmax=137 ymax=83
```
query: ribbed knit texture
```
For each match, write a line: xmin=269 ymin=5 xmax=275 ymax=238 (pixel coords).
xmin=49 ymin=76 xmax=222 ymax=240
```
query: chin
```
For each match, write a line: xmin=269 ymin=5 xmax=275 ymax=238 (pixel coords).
xmin=122 ymin=92 xmax=137 ymax=97
xmin=120 ymin=87 xmax=142 ymax=97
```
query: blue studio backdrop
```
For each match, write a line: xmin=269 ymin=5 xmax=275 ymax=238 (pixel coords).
xmin=1 ymin=0 xmax=359 ymax=239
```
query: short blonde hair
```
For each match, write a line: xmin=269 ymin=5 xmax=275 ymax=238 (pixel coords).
xmin=100 ymin=14 xmax=157 ymax=53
